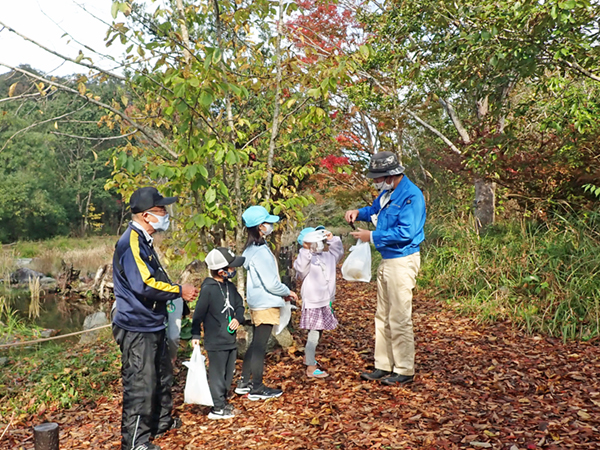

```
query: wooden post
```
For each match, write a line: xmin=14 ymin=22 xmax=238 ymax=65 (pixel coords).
xmin=34 ymin=422 xmax=59 ymax=450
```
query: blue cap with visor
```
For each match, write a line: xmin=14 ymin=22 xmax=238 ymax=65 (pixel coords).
xmin=297 ymin=225 xmax=325 ymax=244
xmin=242 ymin=205 xmax=280 ymax=228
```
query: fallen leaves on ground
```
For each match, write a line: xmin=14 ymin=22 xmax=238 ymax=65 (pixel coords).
xmin=4 ymin=275 xmax=600 ymax=449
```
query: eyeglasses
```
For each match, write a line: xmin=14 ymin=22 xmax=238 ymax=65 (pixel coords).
xmin=145 ymin=206 xmax=167 ymax=215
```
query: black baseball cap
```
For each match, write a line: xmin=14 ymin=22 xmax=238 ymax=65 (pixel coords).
xmin=130 ymin=187 xmax=178 ymax=213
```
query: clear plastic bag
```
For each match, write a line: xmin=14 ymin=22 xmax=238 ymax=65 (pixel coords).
xmin=341 ymin=239 xmax=372 ymax=282
xmin=182 ymin=345 xmax=214 ymax=406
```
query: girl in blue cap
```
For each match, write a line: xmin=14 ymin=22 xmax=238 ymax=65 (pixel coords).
xmin=236 ymin=206 xmax=299 ymax=400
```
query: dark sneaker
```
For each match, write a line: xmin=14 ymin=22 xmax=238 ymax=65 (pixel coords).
xmin=381 ymin=374 xmax=414 ymax=385
xmin=208 ymin=404 xmax=235 ymax=420
xmin=235 ymin=379 xmax=252 ymax=395
xmin=133 ymin=443 xmax=162 ymax=450
xmin=153 ymin=417 xmax=181 ymax=438
xmin=360 ymin=369 xmax=392 ymax=381
xmin=247 ymin=385 xmax=283 ymax=401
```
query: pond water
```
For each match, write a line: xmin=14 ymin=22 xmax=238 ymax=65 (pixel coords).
xmin=8 ymin=292 xmax=96 ymax=334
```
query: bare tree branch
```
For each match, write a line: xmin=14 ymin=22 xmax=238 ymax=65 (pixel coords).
xmin=0 ymin=20 xmax=126 ymax=81
xmin=50 ymin=130 xmax=137 ymax=141
xmin=0 ymin=104 xmax=87 ymax=153
xmin=438 ymin=97 xmax=471 ymax=145
xmin=0 ymin=63 xmax=178 ymax=159
xmin=0 ymin=91 xmax=46 ymax=104
xmin=561 ymin=57 xmax=600 ymax=83
xmin=405 ymin=109 xmax=462 ymax=156
xmin=356 ymin=69 xmax=462 ymax=155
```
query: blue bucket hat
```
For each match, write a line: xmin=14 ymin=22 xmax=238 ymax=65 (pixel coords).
xmin=297 ymin=225 xmax=325 ymax=244
xmin=242 ymin=205 xmax=280 ymax=228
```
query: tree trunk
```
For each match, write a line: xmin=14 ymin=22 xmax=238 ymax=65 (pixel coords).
xmin=211 ymin=0 xmax=246 ymax=299
xmin=235 ymin=164 xmax=246 ymax=301
xmin=476 ymin=96 xmax=489 ymax=121
xmin=82 ymin=170 xmax=96 ymax=235
xmin=264 ymin=0 xmax=284 ymax=203
xmin=474 ymin=178 xmax=496 ymax=231
xmin=439 ymin=98 xmax=471 ymax=145
xmin=117 ymin=199 xmax=126 ymax=235
xmin=175 ymin=0 xmax=192 ymax=65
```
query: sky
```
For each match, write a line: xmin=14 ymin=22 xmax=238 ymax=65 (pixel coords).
xmin=0 ymin=0 xmax=130 ymax=77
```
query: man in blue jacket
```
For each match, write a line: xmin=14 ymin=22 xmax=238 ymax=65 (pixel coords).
xmin=112 ymin=187 xmax=199 ymax=450
xmin=345 ymin=152 xmax=426 ymax=386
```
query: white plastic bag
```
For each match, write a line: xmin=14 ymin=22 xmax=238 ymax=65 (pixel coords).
xmin=274 ymin=301 xmax=296 ymax=335
xmin=341 ymin=239 xmax=372 ymax=282
xmin=182 ymin=345 xmax=213 ymax=406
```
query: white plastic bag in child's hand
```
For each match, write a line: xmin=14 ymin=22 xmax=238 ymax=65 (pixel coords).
xmin=341 ymin=239 xmax=372 ymax=282
xmin=182 ymin=345 xmax=213 ymax=406
xmin=275 ymin=301 xmax=293 ymax=335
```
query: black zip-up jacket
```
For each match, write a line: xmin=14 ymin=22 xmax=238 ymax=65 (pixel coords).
xmin=191 ymin=277 xmax=245 ymax=351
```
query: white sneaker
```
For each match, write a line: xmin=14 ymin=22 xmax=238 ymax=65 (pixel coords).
xmin=208 ymin=404 xmax=235 ymax=420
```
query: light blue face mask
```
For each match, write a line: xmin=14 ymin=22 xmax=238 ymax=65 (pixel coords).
xmin=147 ymin=212 xmax=170 ymax=232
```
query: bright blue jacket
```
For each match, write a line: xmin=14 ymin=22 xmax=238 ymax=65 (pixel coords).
xmin=357 ymin=175 xmax=426 ymax=259
xmin=242 ymin=244 xmax=290 ymax=310
xmin=112 ymin=223 xmax=182 ymax=332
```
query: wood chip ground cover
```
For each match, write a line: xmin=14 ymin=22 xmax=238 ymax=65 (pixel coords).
xmin=3 ymin=276 xmax=600 ymax=449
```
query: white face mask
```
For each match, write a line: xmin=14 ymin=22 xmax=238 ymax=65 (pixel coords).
xmin=147 ymin=212 xmax=170 ymax=232
xmin=309 ymin=240 xmax=326 ymax=253
xmin=261 ymin=223 xmax=274 ymax=236
xmin=374 ymin=178 xmax=394 ymax=192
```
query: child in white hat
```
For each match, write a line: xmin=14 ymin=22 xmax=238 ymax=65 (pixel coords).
xmin=191 ymin=247 xmax=245 ymax=419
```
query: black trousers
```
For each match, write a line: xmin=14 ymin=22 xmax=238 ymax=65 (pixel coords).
xmin=207 ymin=348 xmax=236 ymax=409
xmin=240 ymin=324 xmax=273 ymax=389
xmin=113 ymin=325 xmax=173 ymax=449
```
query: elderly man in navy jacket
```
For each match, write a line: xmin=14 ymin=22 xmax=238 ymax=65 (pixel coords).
xmin=112 ymin=187 xmax=199 ymax=450
xmin=345 ymin=152 xmax=426 ymax=386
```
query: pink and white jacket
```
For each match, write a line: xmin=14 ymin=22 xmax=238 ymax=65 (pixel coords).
xmin=293 ymin=236 xmax=344 ymax=309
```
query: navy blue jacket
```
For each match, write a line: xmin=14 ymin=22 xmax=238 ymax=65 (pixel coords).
xmin=357 ymin=175 xmax=426 ymax=259
xmin=112 ymin=223 xmax=182 ymax=332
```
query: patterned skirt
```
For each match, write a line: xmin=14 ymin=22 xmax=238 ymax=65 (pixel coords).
xmin=300 ymin=305 xmax=338 ymax=331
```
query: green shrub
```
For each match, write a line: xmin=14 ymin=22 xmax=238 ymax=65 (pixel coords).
xmin=420 ymin=208 xmax=600 ymax=341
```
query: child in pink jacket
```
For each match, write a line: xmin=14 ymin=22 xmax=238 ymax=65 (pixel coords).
xmin=293 ymin=226 xmax=344 ymax=378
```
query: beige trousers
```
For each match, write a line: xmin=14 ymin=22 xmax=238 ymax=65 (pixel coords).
xmin=374 ymin=252 xmax=420 ymax=376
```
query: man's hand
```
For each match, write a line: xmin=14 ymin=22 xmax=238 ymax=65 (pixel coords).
xmin=228 ymin=318 xmax=240 ymax=331
xmin=344 ymin=209 xmax=359 ymax=225
xmin=181 ymin=283 xmax=199 ymax=301
xmin=191 ymin=339 xmax=200 ymax=347
xmin=350 ymin=228 xmax=371 ymax=242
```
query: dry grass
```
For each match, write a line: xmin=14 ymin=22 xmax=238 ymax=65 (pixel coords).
xmin=23 ymin=238 xmax=116 ymax=278
xmin=0 ymin=248 xmax=17 ymax=286
xmin=28 ymin=276 xmax=41 ymax=319
xmin=30 ymin=246 xmax=114 ymax=278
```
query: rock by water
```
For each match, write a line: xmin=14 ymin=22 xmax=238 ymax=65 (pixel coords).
xmin=79 ymin=311 xmax=109 ymax=344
